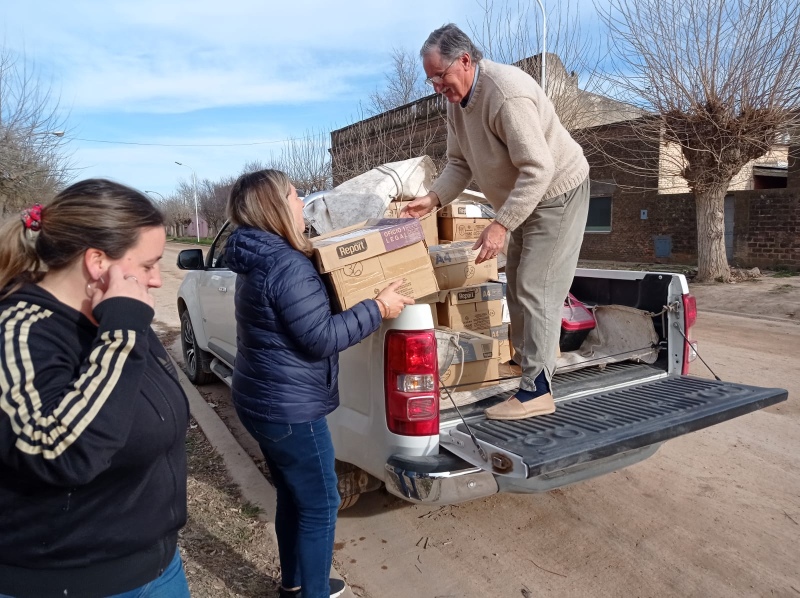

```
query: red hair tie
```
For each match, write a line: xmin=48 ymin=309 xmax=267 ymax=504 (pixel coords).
xmin=21 ymin=204 xmax=43 ymax=232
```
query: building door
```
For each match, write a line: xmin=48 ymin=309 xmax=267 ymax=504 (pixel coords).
xmin=724 ymin=196 xmax=735 ymax=262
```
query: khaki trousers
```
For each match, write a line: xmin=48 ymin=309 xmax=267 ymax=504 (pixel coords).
xmin=505 ymin=177 xmax=590 ymax=392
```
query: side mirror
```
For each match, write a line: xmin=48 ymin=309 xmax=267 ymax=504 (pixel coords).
xmin=177 ymin=249 xmax=205 ymax=270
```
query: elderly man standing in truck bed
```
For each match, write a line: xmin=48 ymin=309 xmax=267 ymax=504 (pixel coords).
xmin=404 ymin=23 xmax=590 ymax=421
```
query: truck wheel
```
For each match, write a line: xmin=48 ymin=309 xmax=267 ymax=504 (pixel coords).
xmin=338 ymin=494 xmax=360 ymax=510
xmin=180 ymin=310 xmax=216 ymax=385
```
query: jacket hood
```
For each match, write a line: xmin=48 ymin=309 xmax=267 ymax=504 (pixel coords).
xmin=225 ymin=226 xmax=292 ymax=275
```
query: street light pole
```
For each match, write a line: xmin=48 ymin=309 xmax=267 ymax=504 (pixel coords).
xmin=174 ymin=161 xmax=200 ymax=242
xmin=533 ymin=0 xmax=546 ymax=95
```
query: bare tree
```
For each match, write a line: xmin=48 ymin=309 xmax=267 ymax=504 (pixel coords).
xmin=279 ymin=130 xmax=332 ymax=194
xmin=467 ymin=0 xmax=623 ymax=134
xmin=199 ymin=176 xmax=233 ymax=235
xmin=0 ymin=45 xmax=71 ymax=216
xmin=368 ymin=48 xmax=428 ymax=115
xmin=160 ymin=193 xmax=194 ymax=238
xmin=330 ymin=99 xmax=446 ymax=184
xmin=599 ymin=0 xmax=800 ymax=281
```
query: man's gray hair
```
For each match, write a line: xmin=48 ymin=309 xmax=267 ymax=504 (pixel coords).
xmin=420 ymin=23 xmax=484 ymax=63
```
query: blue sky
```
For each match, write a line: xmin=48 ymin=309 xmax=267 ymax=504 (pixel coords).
xmin=3 ymin=0 xmax=603 ymax=197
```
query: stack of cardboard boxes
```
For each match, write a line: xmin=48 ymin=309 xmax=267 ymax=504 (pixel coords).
xmin=313 ymin=195 xmax=509 ymax=393
xmin=428 ymin=238 xmax=510 ymax=392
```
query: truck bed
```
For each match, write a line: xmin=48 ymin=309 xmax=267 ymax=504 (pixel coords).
xmin=440 ymin=361 xmax=666 ymax=423
xmin=444 ymin=375 xmax=786 ymax=479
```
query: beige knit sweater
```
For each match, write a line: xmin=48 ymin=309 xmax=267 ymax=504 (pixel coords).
xmin=429 ymin=59 xmax=589 ymax=231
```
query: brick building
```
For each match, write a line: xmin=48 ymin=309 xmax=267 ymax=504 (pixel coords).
xmin=581 ymin=122 xmax=799 ymax=270
xmin=329 ymin=58 xmax=800 ymax=271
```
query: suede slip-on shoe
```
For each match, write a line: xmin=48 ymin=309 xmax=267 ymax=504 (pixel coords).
xmin=484 ymin=393 xmax=556 ymax=420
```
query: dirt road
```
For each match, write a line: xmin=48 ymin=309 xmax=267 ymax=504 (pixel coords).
xmin=155 ymin=243 xmax=800 ymax=598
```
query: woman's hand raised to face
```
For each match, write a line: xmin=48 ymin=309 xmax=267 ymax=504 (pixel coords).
xmin=375 ymin=280 xmax=415 ymax=319
xmin=91 ymin=265 xmax=156 ymax=311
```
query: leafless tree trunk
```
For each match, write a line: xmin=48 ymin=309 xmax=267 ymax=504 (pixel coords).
xmin=368 ymin=48 xmax=428 ymax=116
xmin=199 ymin=177 xmax=232 ymax=236
xmin=599 ymin=0 xmax=800 ymax=282
xmin=0 ymin=45 xmax=71 ymax=215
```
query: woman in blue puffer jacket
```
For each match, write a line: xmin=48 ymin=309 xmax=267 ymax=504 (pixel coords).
xmin=225 ymin=169 xmax=412 ymax=598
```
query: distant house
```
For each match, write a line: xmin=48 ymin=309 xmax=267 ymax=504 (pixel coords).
xmin=187 ymin=216 xmax=209 ymax=239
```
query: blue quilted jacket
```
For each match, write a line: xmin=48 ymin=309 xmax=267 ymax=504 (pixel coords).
xmin=225 ymin=226 xmax=383 ymax=424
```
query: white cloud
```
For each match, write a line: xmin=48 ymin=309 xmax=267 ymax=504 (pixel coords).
xmin=4 ymin=0 xmax=478 ymax=113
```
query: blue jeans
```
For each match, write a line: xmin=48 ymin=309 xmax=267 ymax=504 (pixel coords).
xmin=236 ymin=411 xmax=340 ymax=598
xmin=0 ymin=549 xmax=189 ymax=598
xmin=106 ymin=550 xmax=190 ymax=598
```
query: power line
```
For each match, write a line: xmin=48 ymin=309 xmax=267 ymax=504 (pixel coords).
xmin=65 ymin=136 xmax=307 ymax=147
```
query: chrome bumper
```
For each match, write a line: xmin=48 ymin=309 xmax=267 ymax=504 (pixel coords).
xmin=384 ymin=461 xmax=498 ymax=505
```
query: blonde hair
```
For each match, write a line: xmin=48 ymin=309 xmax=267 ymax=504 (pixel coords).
xmin=226 ymin=169 xmax=312 ymax=256
xmin=0 ymin=179 xmax=164 ymax=298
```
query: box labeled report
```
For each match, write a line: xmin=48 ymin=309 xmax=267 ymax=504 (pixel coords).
xmin=312 ymin=219 xmax=438 ymax=310
xmin=324 ymin=242 xmax=438 ymax=310
xmin=383 ymin=203 xmax=439 ymax=247
xmin=312 ymin=218 xmax=425 ymax=272
xmin=436 ymin=283 xmax=504 ymax=332
xmin=438 ymin=328 xmax=499 ymax=392
xmin=428 ymin=241 xmax=499 ymax=291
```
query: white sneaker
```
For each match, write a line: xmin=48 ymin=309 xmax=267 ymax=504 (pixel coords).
xmin=329 ymin=578 xmax=347 ymax=598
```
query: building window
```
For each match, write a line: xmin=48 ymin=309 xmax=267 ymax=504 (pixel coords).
xmin=586 ymin=196 xmax=612 ymax=233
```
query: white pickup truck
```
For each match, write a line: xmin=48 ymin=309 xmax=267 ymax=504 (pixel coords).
xmin=176 ymin=223 xmax=787 ymax=508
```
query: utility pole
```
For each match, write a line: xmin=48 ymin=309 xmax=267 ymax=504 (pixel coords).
xmin=174 ymin=162 xmax=200 ymax=242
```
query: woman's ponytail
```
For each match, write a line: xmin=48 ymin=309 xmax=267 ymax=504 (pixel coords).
xmin=0 ymin=214 xmax=42 ymax=298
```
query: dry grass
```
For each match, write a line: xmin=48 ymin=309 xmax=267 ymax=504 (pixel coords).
xmin=181 ymin=421 xmax=281 ymax=597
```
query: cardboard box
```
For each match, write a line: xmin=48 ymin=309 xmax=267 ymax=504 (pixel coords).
xmin=438 ymin=202 xmax=495 ymax=219
xmin=312 ymin=219 xmax=438 ymax=310
xmin=325 ymin=242 xmax=438 ymax=309
xmin=438 ymin=201 xmax=494 ymax=242
xmin=428 ymin=242 xmax=499 ymax=290
xmin=312 ymin=219 xmax=425 ymax=272
xmin=438 ymin=217 xmax=492 ymax=242
xmin=383 ymin=203 xmax=439 ymax=247
xmin=440 ymin=358 xmax=500 ymax=392
xmin=477 ymin=324 xmax=512 ymax=364
xmin=438 ymin=328 xmax=500 ymax=392
xmin=438 ymin=282 xmax=504 ymax=304
xmin=435 ymin=282 xmax=504 ymax=334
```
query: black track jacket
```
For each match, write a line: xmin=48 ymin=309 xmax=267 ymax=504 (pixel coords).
xmin=0 ymin=284 xmax=189 ymax=598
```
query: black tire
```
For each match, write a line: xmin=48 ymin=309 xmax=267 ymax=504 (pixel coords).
xmin=180 ymin=310 xmax=216 ymax=385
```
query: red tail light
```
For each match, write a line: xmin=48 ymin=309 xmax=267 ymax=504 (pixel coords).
xmin=682 ymin=293 xmax=698 ymax=374
xmin=384 ymin=330 xmax=439 ymax=436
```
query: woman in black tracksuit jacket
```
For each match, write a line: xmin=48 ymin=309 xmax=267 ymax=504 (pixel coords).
xmin=0 ymin=180 xmax=189 ymax=598
xmin=224 ymin=169 xmax=412 ymax=598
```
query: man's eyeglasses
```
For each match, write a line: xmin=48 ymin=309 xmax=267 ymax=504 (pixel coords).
xmin=425 ymin=57 xmax=459 ymax=87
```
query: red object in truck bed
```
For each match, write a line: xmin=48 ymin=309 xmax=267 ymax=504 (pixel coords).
xmin=560 ymin=294 xmax=596 ymax=351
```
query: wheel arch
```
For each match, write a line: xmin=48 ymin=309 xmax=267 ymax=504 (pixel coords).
xmin=177 ymin=287 xmax=211 ymax=353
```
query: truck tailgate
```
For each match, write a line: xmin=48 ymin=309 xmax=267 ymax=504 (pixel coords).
xmin=445 ymin=376 xmax=786 ymax=479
